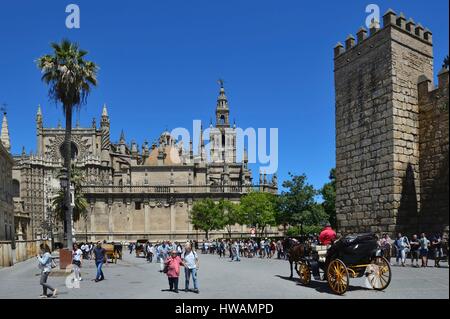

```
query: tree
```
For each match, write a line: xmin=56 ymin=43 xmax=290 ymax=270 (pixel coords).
xmin=239 ymin=192 xmax=277 ymax=237
xmin=218 ymin=199 xmax=242 ymax=238
xmin=320 ymin=168 xmax=336 ymax=228
xmin=52 ymin=168 xmax=88 ymax=223
xmin=190 ymin=199 xmax=222 ymax=240
xmin=37 ymin=40 xmax=98 ymax=248
xmin=278 ymin=172 xmax=321 ymax=234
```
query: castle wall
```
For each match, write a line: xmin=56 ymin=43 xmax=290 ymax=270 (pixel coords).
xmin=418 ymin=70 xmax=449 ymax=233
xmin=335 ymin=10 xmax=448 ymax=236
xmin=335 ymin=27 xmax=397 ymax=234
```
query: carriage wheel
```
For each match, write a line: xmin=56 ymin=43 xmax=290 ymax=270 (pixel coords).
xmin=327 ymin=259 xmax=349 ymax=295
xmin=296 ymin=261 xmax=311 ymax=285
xmin=366 ymin=257 xmax=391 ymax=291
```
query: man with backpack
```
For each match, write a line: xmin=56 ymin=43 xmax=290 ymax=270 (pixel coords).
xmin=182 ymin=243 xmax=199 ymax=293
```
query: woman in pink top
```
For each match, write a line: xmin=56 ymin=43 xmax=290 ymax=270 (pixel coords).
xmin=165 ymin=250 xmax=184 ymax=293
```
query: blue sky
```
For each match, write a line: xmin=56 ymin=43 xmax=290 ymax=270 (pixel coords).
xmin=0 ymin=0 xmax=448 ymax=191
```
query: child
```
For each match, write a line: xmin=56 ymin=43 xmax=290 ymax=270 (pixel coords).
xmin=164 ymin=249 xmax=184 ymax=293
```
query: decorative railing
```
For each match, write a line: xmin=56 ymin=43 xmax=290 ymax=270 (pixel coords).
xmin=81 ymin=184 xmax=276 ymax=194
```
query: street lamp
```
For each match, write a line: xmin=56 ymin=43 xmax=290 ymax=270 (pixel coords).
xmin=59 ymin=168 xmax=69 ymax=189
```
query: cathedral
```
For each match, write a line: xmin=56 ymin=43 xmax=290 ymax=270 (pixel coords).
xmin=12 ymin=84 xmax=278 ymax=242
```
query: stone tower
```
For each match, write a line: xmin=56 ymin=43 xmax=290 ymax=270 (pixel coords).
xmin=334 ymin=9 xmax=443 ymax=235
xmin=210 ymin=82 xmax=237 ymax=163
xmin=100 ymin=104 xmax=111 ymax=166
xmin=1 ymin=112 xmax=11 ymax=152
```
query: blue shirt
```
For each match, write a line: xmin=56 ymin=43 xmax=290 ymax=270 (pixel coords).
xmin=94 ymin=247 xmax=106 ymax=262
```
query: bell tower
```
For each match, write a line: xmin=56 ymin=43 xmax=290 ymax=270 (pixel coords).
xmin=210 ymin=80 xmax=237 ymax=163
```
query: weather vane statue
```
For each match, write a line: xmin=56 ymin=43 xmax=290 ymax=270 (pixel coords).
xmin=0 ymin=103 xmax=7 ymax=115
xmin=217 ymin=78 xmax=225 ymax=88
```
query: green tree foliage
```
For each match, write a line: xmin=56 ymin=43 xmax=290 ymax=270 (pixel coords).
xmin=190 ymin=199 xmax=222 ymax=240
xmin=278 ymin=173 xmax=326 ymax=233
xmin=52 ymin=168 xmax=88 ymax=223
xmin=239 ymin=192 xmax=277 ymax=236
xmin=218 ymin=199 xmax=242 ymax=238
xmin=286 ymin=225 xmax=323 ymax=237
xmin=320 ymin=168 xmax=336 ymax=228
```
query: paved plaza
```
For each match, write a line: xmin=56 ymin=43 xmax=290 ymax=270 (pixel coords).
xmin=0 ymin=251 xmax=448 ymax=299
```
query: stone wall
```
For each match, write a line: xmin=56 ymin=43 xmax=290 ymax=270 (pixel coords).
xmin=418 ymin=69 xmax=449 ymax=233
xmin=0 ymin=142 xmax=14 ymax=241
xmin=74 ymin=193 xmax=278 ymax=242
xmin=334 ymin=10 xmax=447 ymax=236
xmin=0 ymin=239 xmax=49 ymax=267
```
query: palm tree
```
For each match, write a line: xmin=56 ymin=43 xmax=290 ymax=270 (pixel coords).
xmin=37 ymin=39 xmax=98 ymax=248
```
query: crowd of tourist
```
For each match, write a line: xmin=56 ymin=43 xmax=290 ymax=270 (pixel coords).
xmin=379 ymin=232 xmax=447 ymax=268
xmin=35 ymin=225 xmax=447 ymax=298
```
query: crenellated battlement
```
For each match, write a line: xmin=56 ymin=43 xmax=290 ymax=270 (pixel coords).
xmin=334 ymin=9 xmax=432 ymax=59
xmin=418 ymin=68 xmax=449 ymax=107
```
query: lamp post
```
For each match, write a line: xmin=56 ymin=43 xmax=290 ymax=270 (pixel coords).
xmin=58 ymin=167 xmax=75 ymax=269
xmin=59 ymin=167 xmax=74 ymax=248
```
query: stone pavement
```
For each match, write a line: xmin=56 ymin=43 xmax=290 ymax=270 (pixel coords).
xmin=0 ymin=252 xmax=448 ymax=299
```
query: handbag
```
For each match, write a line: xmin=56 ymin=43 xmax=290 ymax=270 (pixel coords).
xmin=51 ymin=258 xmax=57 ymax=269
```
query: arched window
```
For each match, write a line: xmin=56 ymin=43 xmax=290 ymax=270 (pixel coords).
xmin=59 ymin=142 xmax=78 ymax=160
xmin=220 ymin=115 xmax=225 ymax=125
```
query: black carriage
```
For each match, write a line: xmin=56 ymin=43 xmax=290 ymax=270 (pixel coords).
xmin=296 ymin=233 xmax=392 ymax=295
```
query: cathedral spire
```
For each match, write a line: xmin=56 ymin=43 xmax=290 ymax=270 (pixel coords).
xmin=1 ymin=112 xmax=11 ymax=152
xmin=216 ymin=79 xmax=229 ymax=110
xmin=120 ymin=129 xmax=126 ymax=143
xmin=36 ymin=105 xmax=43 ymax=128
xmin=215 ymin=80 xmax=230 ymax=127
xmin=102 ymin=104 xmax=109 ymax=117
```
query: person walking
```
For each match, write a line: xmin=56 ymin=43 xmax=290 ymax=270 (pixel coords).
xmin=37 ymin=243 xmax=57 ymax=298
xmin=276 ymin=240 xmax=283 ymax=259
xmin=93 ymin=241 xmax=106 ymax=282
xmin=233 ymin=241 xmax=241 ymax=262
xmin=380 ymin=233 xmax=393 ymax=265
xmin=182 ymin=243 xmax=199 ymax=293
xmin=72 ymin=243 xmax=83 ymax=282
xmin=147 ymin=242 xmax=154 ymax=263
xmin=394 ymin=233 xmax=410 ymax=266
xmin=419 ymin=233 xmax=430 ymax=267
xmin=409 ymin=235 xmax=420 ymax=267
xmin=165 ymin=249 xmax=184 ymax=293
xmin=431 ymin=233 xmax=443 ymax=268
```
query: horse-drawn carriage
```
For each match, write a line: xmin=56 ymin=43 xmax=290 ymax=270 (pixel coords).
xmin=135 ymin=239 xmax=148 ymax=257
xmin=291 ymin=233 xmax=392 ymax=295
xmin=103 ymin=243 xmax=123 ymax=264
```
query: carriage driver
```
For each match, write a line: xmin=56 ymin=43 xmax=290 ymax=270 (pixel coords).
xmin=319 ymin=223 xmax=336 ymax=246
